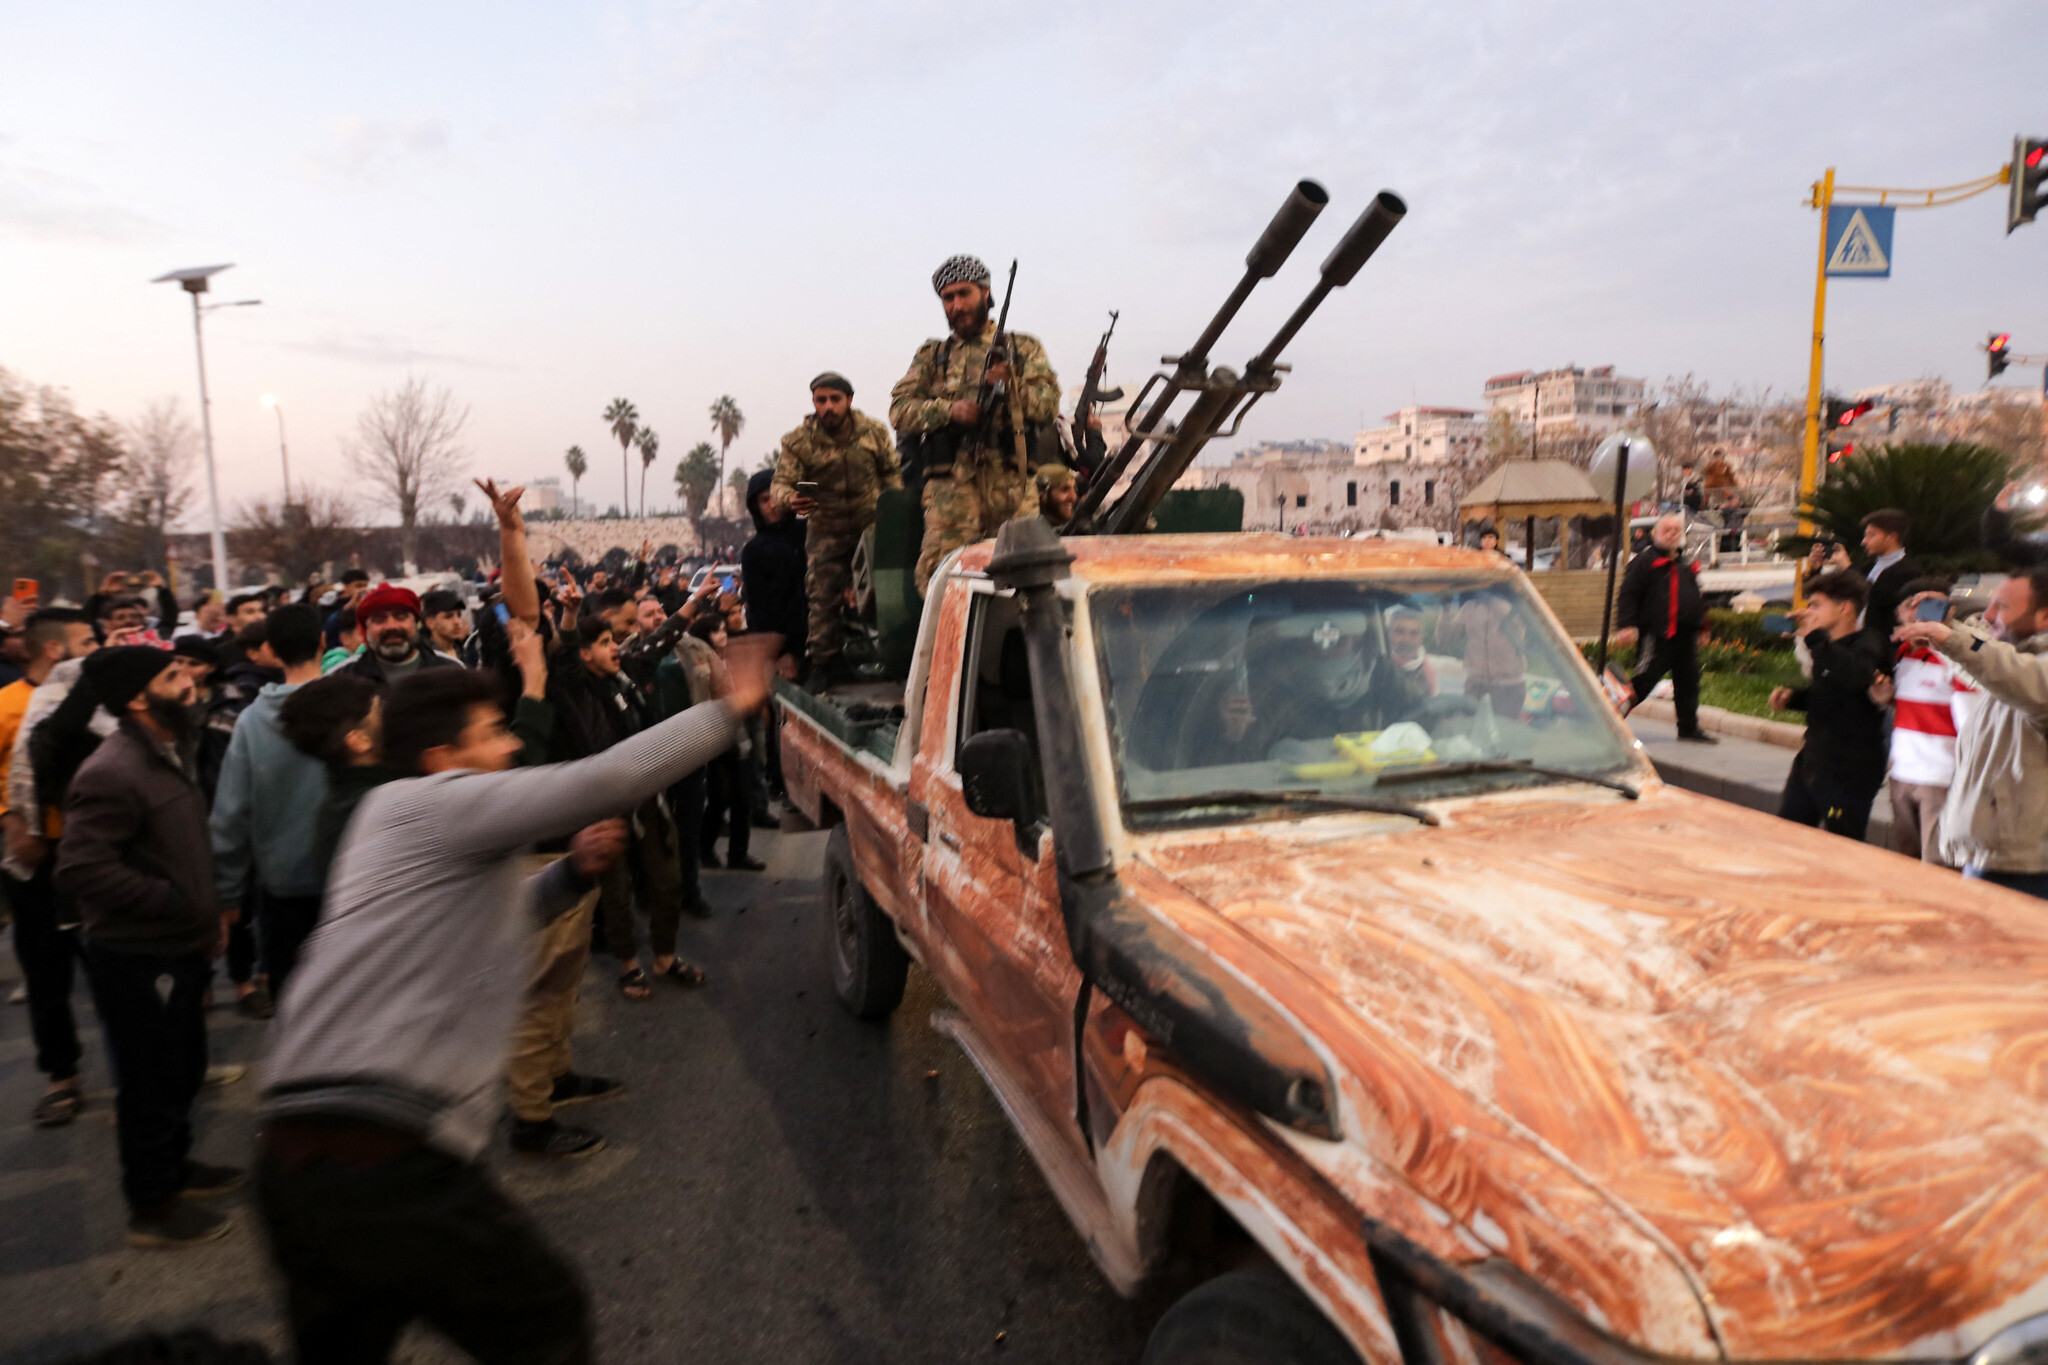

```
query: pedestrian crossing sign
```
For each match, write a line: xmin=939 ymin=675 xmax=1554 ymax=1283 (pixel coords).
xmin=1825 ymin=205 xmax=1894 ymax=277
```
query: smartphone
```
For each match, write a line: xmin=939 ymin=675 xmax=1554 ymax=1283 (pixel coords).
xmin=795 ymin=481 xmax=820 ymax=496
xmin=12 ymin=578 xmax=36 ymax=602
xmin=493 ymin=602 xmax=512 ymax=626
xmin=719 ymin=575 xmax=737 ymax=595
xmin=1915 ymin=598 xmax=1950 ymax=622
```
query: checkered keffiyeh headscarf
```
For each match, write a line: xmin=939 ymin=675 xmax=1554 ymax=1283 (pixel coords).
xmin=932 ymin=254 xmax=991 ymax=294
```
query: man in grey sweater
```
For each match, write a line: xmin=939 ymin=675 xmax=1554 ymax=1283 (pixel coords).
xmin=257 ymin=652 xmax=769 ymax=1363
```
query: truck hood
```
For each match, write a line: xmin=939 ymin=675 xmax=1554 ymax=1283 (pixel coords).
xmin=1133 ymin=787 xmax=2048 ymax=1359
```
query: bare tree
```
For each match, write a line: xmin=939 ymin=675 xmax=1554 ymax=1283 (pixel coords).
xmin=345 ymin=375 xmax=470 ymax=571
xmin=231 ymin=487 xmax=361 ymax=582
xmin=108 ymin=397 xmax=198 ymax=574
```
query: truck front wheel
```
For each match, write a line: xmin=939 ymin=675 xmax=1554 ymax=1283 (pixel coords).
xmin=1141 ymin=1265 xmax=1361 ymax=1365
xmin=823 ymin=824 xmax=908 ymax=1019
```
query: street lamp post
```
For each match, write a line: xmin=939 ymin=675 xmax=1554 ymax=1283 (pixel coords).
xmin=261 ymin=395 xmax=292 ymax=506
xmin=152 ymin=264 xmax=259 ymax=595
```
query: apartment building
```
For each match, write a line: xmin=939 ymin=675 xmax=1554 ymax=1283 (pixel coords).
xmin=1482 ymin=365 xmax=1645 ymax=436
xmin=1354 ymin=405 xmax=1486 ymax=465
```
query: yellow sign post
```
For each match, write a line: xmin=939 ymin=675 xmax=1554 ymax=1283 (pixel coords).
xmin=1792 ymin=162 xmax=2009 ymax=606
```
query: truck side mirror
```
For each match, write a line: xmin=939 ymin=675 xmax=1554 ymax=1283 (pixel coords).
xmin=959 ymin=729 xmax=1036 ymax=826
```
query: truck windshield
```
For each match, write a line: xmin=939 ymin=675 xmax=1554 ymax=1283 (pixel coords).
xmin=1090 ymin=576 xmax=1639 ymax=828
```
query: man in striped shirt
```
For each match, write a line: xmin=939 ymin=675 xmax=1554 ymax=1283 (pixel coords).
xmin=1876 ymin=579 xmax=1979 ymax=862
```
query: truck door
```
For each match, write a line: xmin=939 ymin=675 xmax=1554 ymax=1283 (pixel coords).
xmin=915 ymin=582 xmax=1084 ymax=1134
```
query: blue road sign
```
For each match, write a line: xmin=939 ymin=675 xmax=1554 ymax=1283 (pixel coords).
xmin=1826 ymin=205 xmax=1894 ymax=277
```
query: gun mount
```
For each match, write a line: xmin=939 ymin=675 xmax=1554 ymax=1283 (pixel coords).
xmin=1068 ymin=181 xmax=1406 ymax=537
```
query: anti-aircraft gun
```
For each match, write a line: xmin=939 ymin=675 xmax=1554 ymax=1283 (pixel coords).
xmin=1067 ymin=181 xmax=1406 ymax=536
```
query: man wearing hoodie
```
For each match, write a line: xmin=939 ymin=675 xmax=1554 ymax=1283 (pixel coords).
xmin=1896 ymin=566 xmax=2048 ymax=895
xmin=771 ymin=371 xmax=901 ymax=685
xmin=742 ymin=467 xmax=807 ymax=680
xmin=209 ymin=604 xmax=332 ymax=1004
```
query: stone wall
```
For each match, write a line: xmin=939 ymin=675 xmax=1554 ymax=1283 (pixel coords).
xmin=524 ymin=515 xmax=749 ymax=564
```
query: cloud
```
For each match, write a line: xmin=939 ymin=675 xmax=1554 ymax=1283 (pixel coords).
xmin=0 ymin=161 xmax=166 ymax=243
xmin=300 ymin=116 xmax=451 ymax=183
xmin=279 ymin=333 xmax=510 ymax=370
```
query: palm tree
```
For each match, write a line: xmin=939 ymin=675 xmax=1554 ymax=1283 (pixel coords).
xmin=603 ymin=398 xmax=638 ymax=513
xmin=635 ymin=428 xmax=660 ymax=517
xmin=708 ymin=395 xmax=744 ymax=517
xmin=563 ymin=444 xmax=588 ymax=517
xmin=675 ymin=442 xmax=719 ymax=520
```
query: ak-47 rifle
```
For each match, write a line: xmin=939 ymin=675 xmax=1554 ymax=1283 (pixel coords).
xmin=1066 ymin=182 xmax=1406 ymax=536
xmin=961 ymin=259 xmax=1020 ymax=468
xmin=1069 ymin=310 xmax=1119 ymax=478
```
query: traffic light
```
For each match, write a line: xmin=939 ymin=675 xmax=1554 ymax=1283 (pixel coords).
xmin=1829 ymin=443 xmax=1855 ymax=465
xmin=1990 ymin=332 xmax=2013 ymax=381
xmin=1824 ymin=396 xmax=1874 ymax=429
xmin=2010 ymin=137 xmax=2047 ymax=234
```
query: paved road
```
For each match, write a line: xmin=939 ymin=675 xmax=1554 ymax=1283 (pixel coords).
xmin=0 ymin=828 xmax=1150 ymax=1364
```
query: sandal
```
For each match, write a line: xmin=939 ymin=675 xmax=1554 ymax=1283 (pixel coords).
xmin=657 ymin=958 xmax=707 ymax=989
xmin=617 ymin=967 xmax=652 ymax=1002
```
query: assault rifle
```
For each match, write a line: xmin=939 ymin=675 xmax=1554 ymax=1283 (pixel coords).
xmin=1066 ymin=182 xmax=1406 ymax=535
xmin=961 ymin=259 xmax=1019 ymax=466
xmin=1069 ymin=310 xmax=1120 ymax=479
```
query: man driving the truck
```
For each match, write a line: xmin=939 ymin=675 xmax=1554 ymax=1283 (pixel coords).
xmin=1195 ymin=610 xmax=1427 ymax=766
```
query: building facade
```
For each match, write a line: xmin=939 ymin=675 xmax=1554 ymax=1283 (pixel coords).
xmin=1483 ymin=365 xmax=1646 ymax=437
xmin=1354 ymin=406 xmax=1486 ymax=466
xmin=1186 ymin=437 xmax=1455 ymax=533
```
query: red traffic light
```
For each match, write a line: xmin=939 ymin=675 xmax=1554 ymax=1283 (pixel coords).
xmin=1838 ymin=398 xmax=1875 ymax=427
xmin=1991 ymin=333 xmax=2012 ymax=352
xmin=2030 ymin=147 xmax=2046 ymax=169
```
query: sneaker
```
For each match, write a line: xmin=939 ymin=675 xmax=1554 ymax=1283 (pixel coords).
xmin=236 ymin=983 xmax=275 ymax=1020
xmin=127 ymin=1200 xmax=230 ymax=1249
xmin=32 ymin=1085 xmax=83 ymax=1127
xmin=509 ymin=1118 xmax=606 ymax=1159
xmin=203 ymin=1063 xmax=246 ymax=1089
xmin=180 ymin=1160 xmax=247 ymax=1199
xmin=1676 ymin=730 xmax=1720 ymax=745
xmin=549 ymin=1073 xmax=627 ymax=1108
xmin=727 ymin=855 xmax=767 ymax=872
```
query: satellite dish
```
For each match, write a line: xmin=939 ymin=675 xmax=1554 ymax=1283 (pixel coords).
xmin=1589 ymin=431 xmax=1656 ymax=504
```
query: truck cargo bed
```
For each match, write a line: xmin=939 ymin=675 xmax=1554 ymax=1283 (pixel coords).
xmin=774 ymin=677 xmax=905 ymax=764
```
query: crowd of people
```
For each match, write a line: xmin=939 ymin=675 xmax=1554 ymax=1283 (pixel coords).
xmin=0 ymin=469 xmax=792 ymax=1356
xmin=1609 ymin=488 xmax=2048 ymax=898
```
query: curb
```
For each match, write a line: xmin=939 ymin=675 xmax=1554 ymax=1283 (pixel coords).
xmin=1629 ymin=698 xmax=1805 ymax=750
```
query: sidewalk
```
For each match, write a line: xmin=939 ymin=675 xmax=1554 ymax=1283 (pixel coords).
xmin=1627 ymin=711 xmax=1898 ymax=850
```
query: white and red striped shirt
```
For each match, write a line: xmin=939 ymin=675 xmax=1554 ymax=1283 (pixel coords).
xmin=1890 ymin=644 xmax=1979 ymax=786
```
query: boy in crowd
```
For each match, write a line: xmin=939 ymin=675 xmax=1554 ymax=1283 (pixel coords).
xmin=1769 ymin=570 xmax=1890 ymax=841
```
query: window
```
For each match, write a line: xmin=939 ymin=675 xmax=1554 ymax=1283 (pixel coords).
xmin=1346 ymin=481 xmax=1357 ymax=507
xmin=1390 ymin=480 xmax=1401 ymax=506
xmin=1295 ymin=494 xmax=1307 ymax=508
xmin=1424 ymin=480 xmax=1435 ymax=506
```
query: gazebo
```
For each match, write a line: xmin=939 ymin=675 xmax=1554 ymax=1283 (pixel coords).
xmin=1459 ymin=460 xmax=1610 ymax=570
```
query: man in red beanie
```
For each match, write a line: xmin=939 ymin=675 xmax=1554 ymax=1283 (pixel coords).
xmin=337 ymin=584 xmax=460 ymax=688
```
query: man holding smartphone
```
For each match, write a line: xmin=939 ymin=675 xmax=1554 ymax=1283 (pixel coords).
xmin=771 ymin=371 xmax=902 ymax=687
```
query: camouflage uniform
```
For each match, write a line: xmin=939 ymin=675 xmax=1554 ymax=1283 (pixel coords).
xmin=889 ymin=320 xmax=1060 ymax=590
xmin=771 ymin=409 xmax=901 ymax=666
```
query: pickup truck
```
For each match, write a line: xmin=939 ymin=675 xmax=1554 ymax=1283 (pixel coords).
xmin=777 ymin=520 xmax=2048 ymax=1365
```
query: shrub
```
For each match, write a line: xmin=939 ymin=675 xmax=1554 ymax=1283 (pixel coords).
xmin=1707 ymin=609 xmax=1794 ymax=652
xmin=1797 ymin=441 xmax=2039 ymax=559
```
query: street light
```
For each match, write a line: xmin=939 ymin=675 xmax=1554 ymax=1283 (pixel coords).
xmin=152 ymin=264 xmax=260 ymax=594
xmin=260 ymin=395 xmax=292 ymax=506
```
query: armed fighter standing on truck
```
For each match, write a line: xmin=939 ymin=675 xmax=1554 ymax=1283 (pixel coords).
xmin=889 ymin=254 xmax=1061 ymax=591
xmin=771 ymin=372 xmax=901 ymax=687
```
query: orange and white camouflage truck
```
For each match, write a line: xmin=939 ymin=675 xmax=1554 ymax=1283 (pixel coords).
xmin=776 ymin=183 xmax=2048 ymax=1364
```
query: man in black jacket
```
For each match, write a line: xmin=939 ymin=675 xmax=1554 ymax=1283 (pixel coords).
xmin=55 ymin=647 xmax=244 ymax=1248
xmin=1768 ymin=570 xmax=1891 ymax=841
xmin=741 ymin=468 xmax=807 ymax=681
xmin=1615 ymin=514 xmax=1715 ymax=743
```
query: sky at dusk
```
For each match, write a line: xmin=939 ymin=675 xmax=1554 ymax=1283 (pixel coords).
xmin=3 ymin=1 xmax=2044 ymax=525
